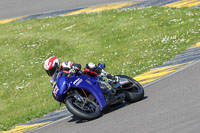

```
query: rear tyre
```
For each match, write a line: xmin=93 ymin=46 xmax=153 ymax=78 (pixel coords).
xmin=65 ymin=93 xmax=102 ymax=120
xmin=118 ymin=75 xmax=144 ymax=103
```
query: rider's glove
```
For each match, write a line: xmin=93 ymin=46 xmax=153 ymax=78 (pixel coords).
xmin=69 ymin=66 xmax=80 ymax=75
xmin=69 ymin=68 xmax=76 ymax=74
xmin=72 ymin=66 xmax=79 ymax=72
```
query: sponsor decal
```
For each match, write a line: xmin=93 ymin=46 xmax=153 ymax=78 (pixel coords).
xmin=119 ymin=80 xmax=129 ymax=85
xmin=73 ymin=78 xmax=83 ymax=86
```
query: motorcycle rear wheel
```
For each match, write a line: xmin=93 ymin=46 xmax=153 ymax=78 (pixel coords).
xmin=118 ymin=75 xmax=144 ymax=103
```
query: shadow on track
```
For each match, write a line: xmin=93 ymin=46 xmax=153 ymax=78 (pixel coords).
xmin=67 ymin=96 xmax=148 ymax=123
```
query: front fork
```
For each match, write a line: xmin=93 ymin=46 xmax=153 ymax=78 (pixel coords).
xmin=68 ymin=90 xmax=85 ymax=103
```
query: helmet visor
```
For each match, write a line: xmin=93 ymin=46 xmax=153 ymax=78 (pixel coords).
xmin=45 ymin=63 xmax=59 ymax=77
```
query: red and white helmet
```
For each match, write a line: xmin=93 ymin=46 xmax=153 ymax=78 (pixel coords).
xmin=44 ymin=56 xmax=60 ymax=76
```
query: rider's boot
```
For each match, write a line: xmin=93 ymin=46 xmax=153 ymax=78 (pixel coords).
xmin=106 ymin=74 xmax=120 ymax=83
xmin=100 ymin=69 xmax=120 ymax=83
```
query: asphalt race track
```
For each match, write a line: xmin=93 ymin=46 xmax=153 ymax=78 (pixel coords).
xmin=29 ymin=61 xmax=200 ymax=133
xmin=0 ymin=0 xmax=144 ymax=19
xmin=1 ymin=0 xmax=200 ymax=133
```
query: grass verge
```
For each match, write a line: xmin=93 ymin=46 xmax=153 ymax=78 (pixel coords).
xmin=0 ymin=6 xmax=199 ymax=131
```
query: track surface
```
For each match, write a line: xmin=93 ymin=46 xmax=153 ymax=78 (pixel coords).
xmin=1 ymin=0 xmax=199 ymax=132
xmin=0 ymin=0 xmax=144 ymax=19
xmin=30 ymin=61 xmax=200 ymax=133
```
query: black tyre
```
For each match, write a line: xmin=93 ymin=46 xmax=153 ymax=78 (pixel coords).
xmin=65 ymin=93 xmax=102 ymax=120
xmin=118 ymin=75 xmax=144 ymax=103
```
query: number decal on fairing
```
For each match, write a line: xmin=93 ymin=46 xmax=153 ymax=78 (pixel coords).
xmin=53 ymin=85 xmax=59 ymax=97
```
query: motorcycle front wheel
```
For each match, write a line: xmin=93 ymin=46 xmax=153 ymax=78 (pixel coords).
xmin=65 ymin=91 xmax=102 ymax=120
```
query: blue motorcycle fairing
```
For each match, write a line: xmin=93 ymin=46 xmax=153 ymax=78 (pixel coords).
xmin=52 ymin=75 xmax=69 ymax=102
xmin=52 ymin=71 xmax=107 ymax=110
xmin=70 ymin=75 xmax=106 ymax=110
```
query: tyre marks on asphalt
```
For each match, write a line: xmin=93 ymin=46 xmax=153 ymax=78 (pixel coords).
xmin=0 ymin=0 xmax=199 ymax=24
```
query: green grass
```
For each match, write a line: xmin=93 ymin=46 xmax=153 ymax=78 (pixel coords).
xmin=0 ymin=6 xmax=199 ymax=131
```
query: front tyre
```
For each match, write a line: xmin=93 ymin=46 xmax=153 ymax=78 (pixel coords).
xmin=119 ymin=75 xmax=144 ymax=103
xmin=65 ymin=93 xmax=102 ymax=120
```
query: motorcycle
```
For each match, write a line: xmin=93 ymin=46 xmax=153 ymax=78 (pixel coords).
xmin=52 ymin=63 xmax=144 ymax=120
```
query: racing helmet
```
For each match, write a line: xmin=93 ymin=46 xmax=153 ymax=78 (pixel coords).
xmin=44 ymin=56 xmax=60 ymax=76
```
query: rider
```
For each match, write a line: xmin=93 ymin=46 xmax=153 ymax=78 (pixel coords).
xmin=44 ymin=56 xmax=119 ymax=85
